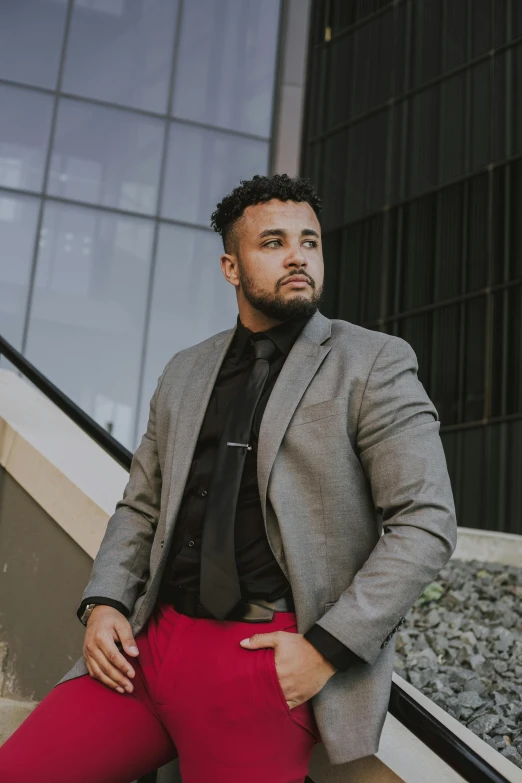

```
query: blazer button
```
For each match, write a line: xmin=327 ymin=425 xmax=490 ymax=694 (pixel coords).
xmin=160 ymin=540 xmax=164 ymax=549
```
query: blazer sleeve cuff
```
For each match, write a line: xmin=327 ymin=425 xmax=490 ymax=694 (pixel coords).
xmin=77 ymin=597 xmax=130 ymax=626
xmin=304 ymin=623 xmax=364 ymax=672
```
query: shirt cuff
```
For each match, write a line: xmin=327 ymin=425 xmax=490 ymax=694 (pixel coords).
xmin=304 ymin=623 xmax=363 ymax=672
xmin=77 ymin=597 xmax=130 ymax=625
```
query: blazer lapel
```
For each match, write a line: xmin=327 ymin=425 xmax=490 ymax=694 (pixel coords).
xmin=257 ymin=310 xmax=332 ymax=521
xmin=163 ymin=327 xmax=236 ymax=536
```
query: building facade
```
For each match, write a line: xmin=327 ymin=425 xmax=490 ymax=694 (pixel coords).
xmin=302 ymin=0 xmax=522 ymax=534
xmin=0 ymin=0 xmax=301 ymax=450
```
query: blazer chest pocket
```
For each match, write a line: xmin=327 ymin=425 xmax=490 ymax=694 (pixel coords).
xmin=290 ymin=396 xmax=347 ymax=427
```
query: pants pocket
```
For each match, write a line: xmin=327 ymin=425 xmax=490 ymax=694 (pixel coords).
xmin=266 ymin=647 xmax=320 ymax=742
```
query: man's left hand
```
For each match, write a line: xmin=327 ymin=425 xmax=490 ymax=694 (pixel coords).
xmin=240 ymin=631 xmax=337 ymax=709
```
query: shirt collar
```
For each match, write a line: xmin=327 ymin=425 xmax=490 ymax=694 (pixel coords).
xmin=233 ymin=313 xmax=313 ymax=363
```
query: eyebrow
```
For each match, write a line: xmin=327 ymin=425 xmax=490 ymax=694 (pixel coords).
xmin=258 ymin=228 xmax=320 ymax=239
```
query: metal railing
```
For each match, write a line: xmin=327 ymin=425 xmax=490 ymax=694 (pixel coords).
xmin=0 ymin=333 xmax=510 ymax=783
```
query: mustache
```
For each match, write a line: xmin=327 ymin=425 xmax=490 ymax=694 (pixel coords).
xmin=278 ymin=271 xmax=315 ymax=290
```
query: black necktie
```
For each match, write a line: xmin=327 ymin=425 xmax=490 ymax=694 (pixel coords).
xmin=199 ymin=336 xmax=277 ymax=620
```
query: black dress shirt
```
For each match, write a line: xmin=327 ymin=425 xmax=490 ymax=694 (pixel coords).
xmin=79 ymin=315 xmax=361 ymax=672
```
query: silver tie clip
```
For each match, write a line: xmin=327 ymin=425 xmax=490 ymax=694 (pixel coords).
xmin=227 ymin=442 xmax=252 ymax=450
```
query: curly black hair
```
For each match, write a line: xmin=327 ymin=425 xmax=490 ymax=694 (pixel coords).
xmin=210 ymin=173 xmax=322 ymax=253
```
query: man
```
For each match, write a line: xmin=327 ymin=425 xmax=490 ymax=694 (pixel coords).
xmin=0 ymin=174 xmax=457 ymax=782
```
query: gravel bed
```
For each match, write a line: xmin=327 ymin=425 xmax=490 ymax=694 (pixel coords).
xmin=393 ymin=557 xmax=522 ymax=770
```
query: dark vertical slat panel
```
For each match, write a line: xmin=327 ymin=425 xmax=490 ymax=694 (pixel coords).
xmin=401 ymin=195 xmax=436 ymax=311
xmin=410 ymin=0 xmax=442 ymax=90
xmin=434 ymin=183 xmax=463 ymax=301
xmin=431 ymin=305 xmax=460 ymax=425
xmin=506 ymin=420 xmax=522 ymax=534
xmin=466 ymin=174 xmax=489 ymax=293
xmin=459 ymin=426 xmax=486 ymax=528
xmin=463 ymin=296 xmax=487 ymax=422
xmin=471 ymin=0 xmax=491 ymax=58
xmin=303 ymin=1 xmax=522 ymax=536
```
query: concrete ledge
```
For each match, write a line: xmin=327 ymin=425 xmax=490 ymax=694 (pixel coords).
xmin=452 ymin=527 xmax=522 ymax=567
xmin=0 ymin=369 xmax=127 ymax=558
xmin=0 ymin=697 xmax=38 ymax=747
xmin=392 ymin=674 xmax=522 ymax=783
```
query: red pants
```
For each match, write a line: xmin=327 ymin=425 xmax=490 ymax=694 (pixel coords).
xmin=0 ymin=602 xmax=319 ymax=782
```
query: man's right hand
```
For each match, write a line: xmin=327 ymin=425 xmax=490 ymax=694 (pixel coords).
xmin=83 ymin=605 xmax=139 ymax=694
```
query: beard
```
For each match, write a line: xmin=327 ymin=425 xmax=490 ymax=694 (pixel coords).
xmin=237 ymin=261 xmax=324 ymax=322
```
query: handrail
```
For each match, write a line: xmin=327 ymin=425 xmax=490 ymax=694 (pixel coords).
xmin=0 ymin=334 xmax=132 ymax=471
xmin=0 ymin=334 xmax=511 ymax=783
xmin=388 ymin=683 xmax=510 ymax=783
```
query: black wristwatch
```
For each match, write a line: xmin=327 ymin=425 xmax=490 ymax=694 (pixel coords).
xmin=80 ymin=603 xmax=97 ymax=626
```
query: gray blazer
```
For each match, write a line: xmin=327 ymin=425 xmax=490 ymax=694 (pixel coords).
xmin=59 ymin=310 xmax=457 ymax=766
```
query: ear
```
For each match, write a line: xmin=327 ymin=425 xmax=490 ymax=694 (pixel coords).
xmin=220 ymin=253 xmax=240 ymax=288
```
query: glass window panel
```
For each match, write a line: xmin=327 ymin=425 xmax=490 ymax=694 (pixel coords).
xmin=172 ymin=0 xmax=280 ymax=138
xmin=62 ymin=0 xmax=178 ymax=113
xmin=0 ymin=193 xmax=39 ymax=348
xmin=48 ymin=99 xmax=164 ymax=215
xmin=25 ymin=202 xmax=154 ymax=450
xmin=0 ymin=0 xmax=67 ymax=89
xmin=0 ymin=86 xmax=54 ymax=193
xmin=138 ymin=222 xmax=236 ymax=442
xmin=161 ymin=122 xmax=268 ymax=226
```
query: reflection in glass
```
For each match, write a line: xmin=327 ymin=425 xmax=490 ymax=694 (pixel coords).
xmin=26 ymin=201 xmax=154 ymax=449
xmin=162 ymin=122 xmax=268 ymax=226
xmin=138 ymin=223 xmax=236 ymax=442
xmin=63 ymin=0 xmax=179 ymax=113
xmin=48 ymin=99 xmax=164 ymax=215
xmin=173 ymin=0 xmax=280 ymax=137
xmin=0 ymin=192 xmax=39 ymax=348
xmin=0 ymin=86 xmax=54 ymax=193
xmin=0 ymin=0 xmax=68 ymax=89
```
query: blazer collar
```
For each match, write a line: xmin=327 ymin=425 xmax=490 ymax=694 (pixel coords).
xmin=164 ymin=310 xmax=332 ymax=536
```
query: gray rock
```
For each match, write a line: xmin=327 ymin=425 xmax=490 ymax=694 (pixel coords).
xmin=460 ymin=631 xmax=478 ymax=647
xmin=393 ymin=555 xmax=522 ymax=770
xmin=457 ymin=691 xmax=484 ymax=709
xmin=467 ymin=712 xmax=501 ymax=735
